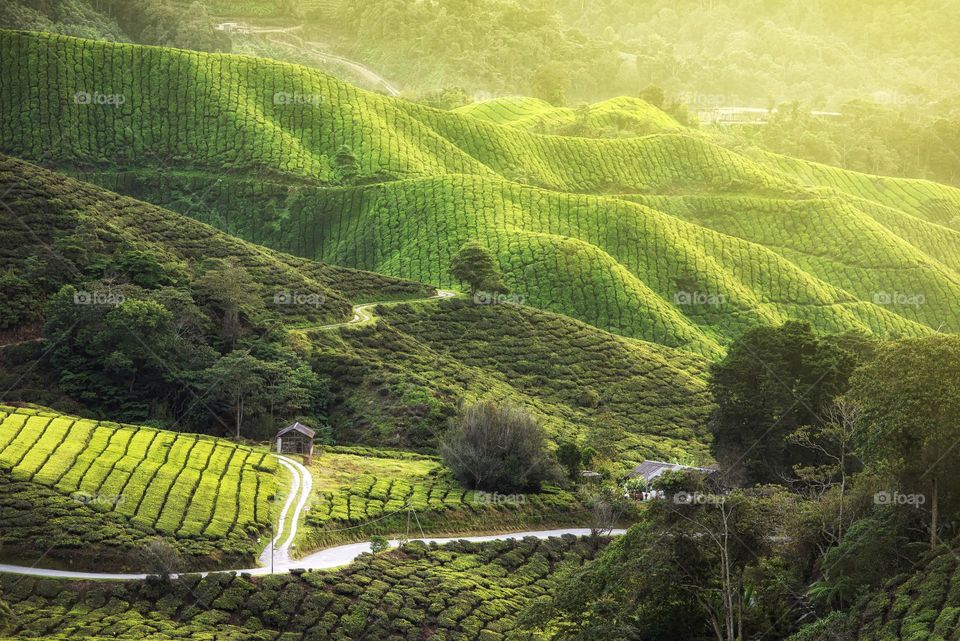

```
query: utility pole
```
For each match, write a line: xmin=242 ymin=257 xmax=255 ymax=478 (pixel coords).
xmin=271 ymin=520 xmax=275 ymax=574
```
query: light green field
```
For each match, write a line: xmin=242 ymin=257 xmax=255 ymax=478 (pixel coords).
xmin=299 ymin=446 xmax=580 ymax=549
xmin=0 ymin=404 xmax=275 ymax=539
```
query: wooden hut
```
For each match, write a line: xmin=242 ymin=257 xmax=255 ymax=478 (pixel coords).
xmin=276 ymin=422 xmax=315 ymax=460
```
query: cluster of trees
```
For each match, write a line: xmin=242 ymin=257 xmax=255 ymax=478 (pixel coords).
xmin=733 ymin=100 xmax=960 ymax=188
xmin=1 ymin=0 xmax=231 ymax=52
xmin=524 ymin=323 xmax=960 ymax=640
xmin=41 ymin=257 xmax=328 ymax=439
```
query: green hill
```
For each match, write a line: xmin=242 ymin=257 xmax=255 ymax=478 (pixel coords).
xmin=0 ymin=153 xmax=714 ymax=467
xmin=2 ymin=30 xmax=958 ymax=355
xmin=308 ymin=297 xmax=713 ymax=465
xmin=0 ymin=404 xmax=276 ymax=569
xmin=452 ymin=95 xmax=685 ymax=136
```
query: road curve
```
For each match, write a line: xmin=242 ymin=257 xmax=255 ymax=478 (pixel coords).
xmin=308 ymin=289 xmax=457 ymax=331
xmin=0 ymin=529 xmax=626 ymax=580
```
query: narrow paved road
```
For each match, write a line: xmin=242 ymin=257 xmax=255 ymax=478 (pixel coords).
xmin=0 ymin=529 xmax=626 ymax=580
xmin=257 ymin=455 xmax=313 ymax=569
xmin=307 ymin=289 xmax=456 ymax=330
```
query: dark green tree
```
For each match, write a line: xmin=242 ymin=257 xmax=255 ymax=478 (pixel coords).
xmin=440 ymin=401 xmax=560 ymax=492
xmin=709 ymin=322 xmax=857 ymax=486
xmin=850 ymin=335 xmax=960 ymax=549
xmin=449 ymin=241 xmax=507 ymax=296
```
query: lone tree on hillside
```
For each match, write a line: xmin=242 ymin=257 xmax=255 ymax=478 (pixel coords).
xmin=449 ymin=241 xmax=508 ymax=296
xmin=849 ymin=334 xmax=960 ymax=549
xmin=440 ymin=401 xmax=559 ymax=493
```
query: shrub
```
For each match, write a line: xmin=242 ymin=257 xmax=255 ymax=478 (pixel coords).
xmin=440 ymin=401 xmax=560 ymax=493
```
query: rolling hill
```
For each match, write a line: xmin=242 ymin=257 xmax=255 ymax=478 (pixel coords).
xmin=0 ymin=153 xmax=715 ymax=468
xmin=2 ymin=30 xmax=957 ymax=356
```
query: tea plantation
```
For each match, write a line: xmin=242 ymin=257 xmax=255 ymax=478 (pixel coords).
xmin=306 ymin=298 xmax=714 ymax=465
xmin=299 ymin=446 xmax=579 ymax=549
xmin=0 ymin=535 xmax=606 ymax=640
xmin=0 ymin=404 xmax=276 ymax=567
xmin=2 ymin=31 xmax=958 ymax=352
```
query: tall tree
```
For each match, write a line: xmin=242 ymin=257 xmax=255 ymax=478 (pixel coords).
xmin=709 ymin=322 xmax=857 ymax=486
xmin=201 ymin=351 xmax=269 ymax=440
xmin=849 ymin=335 xmax=960 ymax=549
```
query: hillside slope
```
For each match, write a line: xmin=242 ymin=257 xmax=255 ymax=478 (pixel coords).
xmin=0 ymin=404 xmax=276 ymax=569
xmin=0 ymin=154 xmax=714 ymax=466
xmin=1 ymin=30 xmax=958 ymax=353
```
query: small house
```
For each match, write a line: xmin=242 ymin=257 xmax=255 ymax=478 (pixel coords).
xmin=276 ymin=422 xmax=315 ymax=458
xmin=626 ymin=460 xmax=716 ymax=484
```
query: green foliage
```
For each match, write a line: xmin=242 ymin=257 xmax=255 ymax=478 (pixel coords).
xmin=0 ymin=535 xmax=607 ymax=640
xmin=440 ymin=401 xmax=561 ymax=493
xmin=368 ymin=535 xmax=388 ymax=554
xmin=449 ymin=241 xmax=507 ymax=296
xmin=709 ymin=322 xmax=858 ymax=486
xmin=850 ymin=334 xmax=960 ymax=546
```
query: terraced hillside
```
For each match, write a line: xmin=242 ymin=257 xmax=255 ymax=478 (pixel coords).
xmin=0 ymin=535 xmax=605 ymax=640
xmin=0 ymin=155 xmax=714 ymax=467
xmin=787 ymin=546 xmax=960 ymax=641
xmin=301 ymin=446 xmax=579 ymax=549
xmin=2 ymin=30 xmax=958 ymax=354
xmin=308 ymin=299 xmax=713 ymax=465
xmin=0 ymin=404 xmax=277 ymax=568
xmin=0 ymin=153 xmax=430 ymax=327
xmin=452 ymin=96 xmax=685 ymax=136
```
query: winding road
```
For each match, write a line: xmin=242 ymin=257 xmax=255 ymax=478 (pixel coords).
xmin=0 ymin=529 xmax=626 ymax=580
xmin=0 ymin=289 xmax=623 ymax=581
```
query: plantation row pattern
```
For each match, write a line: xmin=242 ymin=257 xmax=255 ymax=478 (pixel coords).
xmin=1 ymin=535 xmax=606 ymax=641
xmin=0 ymin=406 xmax=276 ymax=541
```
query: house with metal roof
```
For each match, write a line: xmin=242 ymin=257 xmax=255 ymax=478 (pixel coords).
xmin=276 ymin=422 xmax=316 ymax=458
xmin=626 ymin=460 xmax=716 ymax=484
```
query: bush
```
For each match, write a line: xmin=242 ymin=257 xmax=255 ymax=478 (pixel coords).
xmin=439 ymin=401 xmax=560 ymax=493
